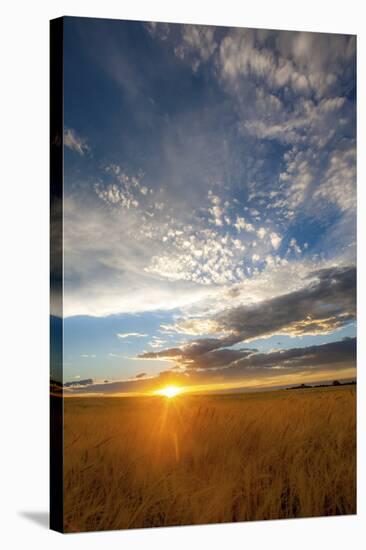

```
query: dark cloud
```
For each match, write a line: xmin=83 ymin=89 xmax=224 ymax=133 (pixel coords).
xmin=65 ymin=337 xmax=356 ymax=395
xmin=139 ymin=266 xmax=356 ymax=367
xmin=185 ymin=348 xmax=256 ymax=369
xmin=216 ymin=265 xmax=355 ymax=340
xmin=65 ymin=266 xmax=356 ymax=395
xmin=224 ymin=337 xmax=356 ymax=375
xmin=64 ymin=378 xmax=93 ymax=387
xmin=139 ymin=337 xmax=241 ymax=362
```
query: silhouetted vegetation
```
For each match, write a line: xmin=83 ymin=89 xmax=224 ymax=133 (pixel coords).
xmin=287 ymin=380 xmax=356 ymax=390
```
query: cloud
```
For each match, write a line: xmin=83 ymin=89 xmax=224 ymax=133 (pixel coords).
xmin=139 ymin=266 xmax=356 ymax=366
xmin=145 ymin=224 xmax=252 ymax=286
xmin=218 ymin=29 xmax=355 ymax=99
xmin=148 ymin=337 xmax=168 ymax=348
xmin=159 ymin=318 xmax=223 ymax=336
xmin=64 ymin=378 xmax=93 ymax=387
xmin=174 ymin=25 xmax=217 ymax=72
xmin=138 ymin=337 xmax=356 ymax=384
xmin=65 ymin=147 xmax=281 ymax=316
xmin=63 ymin=194 xmax=217 ymax=316
xmin=234 ymin=216 xmax=255 ymax=233
xmin=313 ymin=145 xmax=356 ymax=212
xmin=257 ymin=227 xmax=266 ymax=239
xmin=117 ymin=332 xmax=148 ymax=339
xmin=151 ymin=25 xmax=355 ymax=117
xmin=288 ymin=238 xmax=302 ymax=256
xmin=139 ymin=335 xmax=242 ymax=363
xmin=270 ymin=232 xmax=282 ymax=250
xmin=201 ymin=265 xmax=356 ymax=341
xmin=140 ymin=346 xmax=255 ymax=370
xmin=63 ymin=23 xmax=355 ymax=330
xmin=64 ymin=337 xmax=356 ymax=394
xmin=94 ymin=183 xmax=139 ymax=209
xmin=61 ymin=20 xmax=356 ymax=396
xmin=94 ymin=168 xmax=148 ymax=209
xmin=64 ymin=128 xmax=89 ymax=155
xmin=222 ymin=337 xmax=356 ymax=375
xmin=154 ymin=26 xmax=355 ymax=229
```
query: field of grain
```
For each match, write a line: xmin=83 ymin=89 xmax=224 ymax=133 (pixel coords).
xmin=63 ymin=386 xmax=356 ymax=532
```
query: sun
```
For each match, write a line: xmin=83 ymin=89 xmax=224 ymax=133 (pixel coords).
xmin=155 ymin=385 xmax=182 ymax=398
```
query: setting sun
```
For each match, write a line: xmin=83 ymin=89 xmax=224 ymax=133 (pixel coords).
xmin=155 ymin=385 xmax=182 ymax=398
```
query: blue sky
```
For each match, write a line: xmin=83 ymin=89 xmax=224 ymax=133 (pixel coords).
xmin=60 ymin=17 xmax=356 ymax=393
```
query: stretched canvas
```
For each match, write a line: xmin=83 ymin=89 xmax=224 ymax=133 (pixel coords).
xmin=50 ymin=16 xmax=357 ymax=533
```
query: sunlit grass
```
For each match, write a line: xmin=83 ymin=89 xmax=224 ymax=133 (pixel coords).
xmin=63 ymin=386 xmax=356 ymax=532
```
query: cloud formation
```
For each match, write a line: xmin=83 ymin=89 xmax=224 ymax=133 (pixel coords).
xmin=62 ymin=19 xmax=356 ymax=390
xmin=65 ymin=337 xmax=356 ymax=394
xmin=64 ymin=127 xmax=89 ymax=155
xmin=117 ymin=332 xmax=148 ymax=339
xmin=139 ymin=266 xmax=356 ymax=367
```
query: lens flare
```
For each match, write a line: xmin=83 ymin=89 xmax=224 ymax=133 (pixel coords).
xmin=156 ymin=385 xmax=182 ymax=398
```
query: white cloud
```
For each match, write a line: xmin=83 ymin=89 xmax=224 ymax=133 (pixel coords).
xmin=160 ymin=318 xmax=223 ymax=336
xmin=150 ymin=25 xmax=354 ymax=101
xmin=148 ymin=337 xmax=168 ymax=348
xmin=63 ymin=194 xmax=222 ymax=317
xmin=64 ymin=128 xmax=89 ymax=155
xmin=116 ymin=332 xmax=148 ymax=339
xmin=94 ymin=168 xmax=148 ymax=209
xmin=234 ymin=216 xmax=255 ymax=233
xmin=288 ymin=238 xmax=302 ymax=255
xmin=62 ymin=28 xmax=355 ymax=324
xmin=145 ymin=21 xmax=171 ymax=41
xmin=218 ymin=29 xmax=355 ymax=100
xmin=208 ymin=192 xmax=225 ymax=226
xmin=209 ymin=205 xmax=223 ymax=226
xmin=94 ymin=183 xmax=139 ymax=209
xmin=313 ymin=146 xmax=356 ymax=213
xmin=174 ymin=25 xmax=217 ymax=71
xmin=279 ymin=149 xmax=314 ymax=210
xmin=219 ymin=29 xmax=275 ymax=84
xmin=257 ymin=227 xmax=266 ymax=239
xmin=154 ymin=259 xmax=355 ymax=341
xmin=270 ymin=232 xmax=282 ymax=250
xmin=232 ymin=238 xmax=245 ymax=251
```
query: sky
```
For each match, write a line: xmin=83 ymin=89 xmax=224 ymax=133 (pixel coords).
xmin=58 ymin=17 xmax=356 ymax=395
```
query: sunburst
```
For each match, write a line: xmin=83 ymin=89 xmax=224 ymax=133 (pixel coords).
xmin=155 ymin=385 xmax=182 ymax=398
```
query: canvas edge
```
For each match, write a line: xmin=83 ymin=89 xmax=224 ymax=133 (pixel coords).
xmin=50 ymin=15 xmax=65 ymax=534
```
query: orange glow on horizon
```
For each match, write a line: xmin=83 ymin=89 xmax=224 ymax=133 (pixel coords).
xmin=61 ymin=366 xmax=356 ymax=398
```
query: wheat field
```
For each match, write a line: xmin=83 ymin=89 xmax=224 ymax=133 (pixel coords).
xmin=63 ymin=386 xmax=356 ymax=532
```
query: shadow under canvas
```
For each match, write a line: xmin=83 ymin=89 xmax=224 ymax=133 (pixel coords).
xmin=19 ymin=511 xmax=49 ymax=529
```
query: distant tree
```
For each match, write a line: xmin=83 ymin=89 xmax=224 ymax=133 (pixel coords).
xmin=332 ymin=380 xmax=341 ymax=386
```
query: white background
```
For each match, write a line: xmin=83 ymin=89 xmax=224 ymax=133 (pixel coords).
xmin=0 ymin=0 xmax=365 ymax=548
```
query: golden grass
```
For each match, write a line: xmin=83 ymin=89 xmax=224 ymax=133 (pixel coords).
xmin=63 ymin=386 xmax=356 ymax=532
